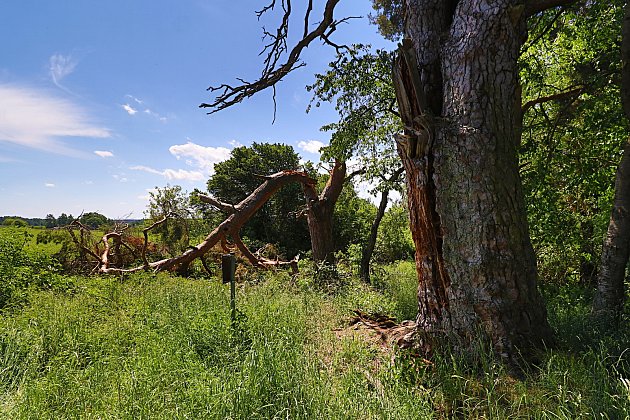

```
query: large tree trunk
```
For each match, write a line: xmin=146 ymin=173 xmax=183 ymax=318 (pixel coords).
xmin=306 ymin=160 xmax=347 ymax=264
xmin=592 ymin=3 xmax=630 ymax=323
xmin=397 ymin=0 xmax=553 ymax=360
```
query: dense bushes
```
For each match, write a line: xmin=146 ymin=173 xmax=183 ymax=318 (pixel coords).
xmin=0 ymin=230 xmax=70 ymax=310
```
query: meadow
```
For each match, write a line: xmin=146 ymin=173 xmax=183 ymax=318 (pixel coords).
xmin=0 ymin=226 xmax=629 ymax=419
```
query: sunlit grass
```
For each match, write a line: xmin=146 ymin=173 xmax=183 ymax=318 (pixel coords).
xmin=0 ymin=252 xmax=627 ymax=418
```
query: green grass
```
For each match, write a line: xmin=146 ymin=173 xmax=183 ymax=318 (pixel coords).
xmin=0 ymin=233 xmax=628 ymax=418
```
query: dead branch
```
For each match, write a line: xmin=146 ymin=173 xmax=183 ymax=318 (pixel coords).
xmin=196 ymin=193 xmax=237 ymax=214
xmin=141 ymin=213 xmax=176 ymax=269
xmin=78 ymin=171 xmax=315 ymax=275
xmin=200 ymin=0 xmax=355 ymax=116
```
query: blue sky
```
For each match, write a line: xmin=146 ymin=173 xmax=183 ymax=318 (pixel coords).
xmin=0 ymin=1 xmax=393 ymax=219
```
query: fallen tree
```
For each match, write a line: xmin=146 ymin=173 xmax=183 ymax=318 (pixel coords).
xmin=67 ymin=170 xmax=317 ymax=275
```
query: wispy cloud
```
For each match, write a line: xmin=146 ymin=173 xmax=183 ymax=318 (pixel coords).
xmin=0 ymin=84 xmax=111 ymax=155
xmin=45 ymin=183 xmax=55 ymax=188
xmin=122 ymin=95 xmax=168 ymax=122
xmin=49 ymin=54 xmax=77 ymax=89
xmin=122 ymin=104 xmax=138 ymax=115
xmin=298 ymin=140 xmax=325 ymax=154
xmin=130 ymin=165 xmax=205 ymax=182
xmin=94 ymin=150 xmax=114 ymax=158
xmin=168 ymin=141 xmax=231 ymax=173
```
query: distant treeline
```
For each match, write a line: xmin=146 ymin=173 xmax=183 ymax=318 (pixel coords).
xmin=0 ymin=213 xmax=142 ymax=228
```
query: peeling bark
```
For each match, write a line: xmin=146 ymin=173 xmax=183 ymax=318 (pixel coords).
xmin=396 ymin=0 xmax=553 ymax=360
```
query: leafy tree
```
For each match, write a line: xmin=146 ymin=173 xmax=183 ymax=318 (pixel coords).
xmin=45 ymin=214 xmax=56 ymax=228
xmin=146 ymin=185 xmax=192 ymax=259
xmin=79 ymin=212 xmax=110 ymax=229
xmin=2 ymin=218 xmax=28 ymax=227
xmin=206 ymin=142 xmax=310 ymax=258
xmin=202 ymin=0 xmax=600 ymax=360
xmin=520 ymin=1 xmax=626 ymax=285
xmin=307 ymin=45 xmax=404 ymax=280
xmin=57 ymin=213 xmax=74 ymax=226
xmin=331 ymin=181 xmax=376 ymax=254
xmin=375 ymin=201 xmax=415 ymax=263
xmin=593 ymin=1 xmax=630 ymax=324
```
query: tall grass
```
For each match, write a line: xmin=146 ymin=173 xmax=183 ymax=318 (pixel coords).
xmin=0 ymin=256 xmax=628 ymax=418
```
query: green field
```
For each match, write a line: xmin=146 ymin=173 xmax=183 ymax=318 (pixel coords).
xmin=0 ymin=227 xmax=628 ymax=419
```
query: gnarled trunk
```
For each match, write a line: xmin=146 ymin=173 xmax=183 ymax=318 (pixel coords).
xmin=305 ymin=160 xmax=347 ymax=264
xmin=397 ymin=0 xmax=553 ymax=359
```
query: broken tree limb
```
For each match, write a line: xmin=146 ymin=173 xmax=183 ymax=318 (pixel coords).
xmin=196 ymin=193 xmax=237 ymax=214
xmin=83 ymin=170 xmax=316 ymax=275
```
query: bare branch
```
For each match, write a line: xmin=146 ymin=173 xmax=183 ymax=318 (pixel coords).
xmin=141 ymin=213 xmax=176 ymax=268
xmin=200 ymin=0 xmax=346 ymax=115
xmin=345 ymin=167 xmax=366 ymax=182
xmin=522 ymin=86 xmax=583 ymax=113
xmin=196 ymin=193 xmax=237 ymax=214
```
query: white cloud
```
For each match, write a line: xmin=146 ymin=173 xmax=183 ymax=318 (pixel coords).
xmin=168 ymin=141 xmax=231 ymax=173
xmin=0 ymin=84 xmax=110 ymax=154
xmin=45 ymin=183 xmax=55 ymax=188
xmin=122 ymin=95 xmax=167 ymax=121
xmin=122 ymin=104 xmax=138 ymax=115
xmin=49 ymin=54 xmax=77 ymax=88
xmin=298 ymin=140 xmax=325 ymax=154
xmin=130 ymin=165 xmax=204 ymax=182
xmin=163 ymin=169 xmax=205 ymax=181
xmin=229 ymin=139 xmax=242 ymax=147
xmin=94 ymin=150 xmax=114 ymax=158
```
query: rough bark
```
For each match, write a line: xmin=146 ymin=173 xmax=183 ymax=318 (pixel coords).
xmin=397 ymin=0 xmax=553 ymax=359
xmin=593 ymin=2 xmax=630 ymax=323
xmin=305 ymin=160 xmax=347 ymax=264
xmin=359 ymin=167 xmax=404 ymax=283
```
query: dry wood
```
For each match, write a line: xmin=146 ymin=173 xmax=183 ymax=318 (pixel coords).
xmin=72 ymin=170 xmax=315 ymax=275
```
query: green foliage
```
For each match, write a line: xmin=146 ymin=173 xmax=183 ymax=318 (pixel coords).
xmin=78 ymin=212 xmax=110 ymax=229
xmin=370 ymin=0 xmax=404 ymax=42
xmin=307 ymin=45 xmax=403 ymax=195
xmin=375 ymin=201 xmax=415 ymax=263
xmin=0 ymin=230 xmax=69 ymax=311
xmin=520 ymin=2 xmax=627 ymax=283
xmin=2 ymin=217 xmax=28 ymax=228
xmin=146 ymin=185 xmax=192 ymax=257
xmin=332 ymin=181 xmax=376 ymax=254
xmin=206 ymin=142 xmax=310 ymax=257
xmin=0 ymin=261 xmax=627 ymax=418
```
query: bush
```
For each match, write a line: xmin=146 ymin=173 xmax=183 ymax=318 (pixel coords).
xmin=0 ymin=232 xmax=69 ymax=310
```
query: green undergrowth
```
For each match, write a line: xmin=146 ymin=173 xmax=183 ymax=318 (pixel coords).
xmin=0 ymin=261 xmax=627 ymax=418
